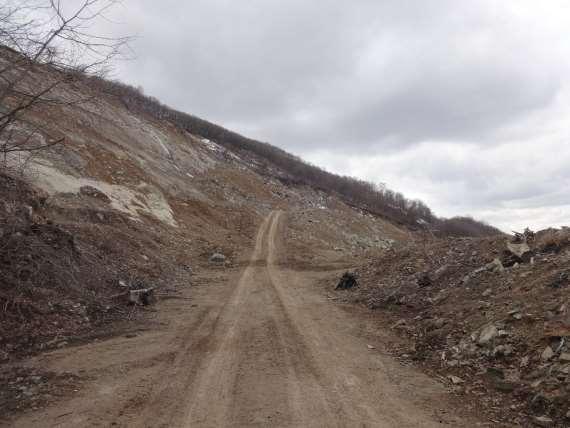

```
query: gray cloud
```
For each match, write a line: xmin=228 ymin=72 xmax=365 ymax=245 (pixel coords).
xmin=98 ymin=0 xmax=570 ymax=229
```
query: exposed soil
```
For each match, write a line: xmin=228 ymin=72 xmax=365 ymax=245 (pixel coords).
xmin=338 ymin=230 xmax=570 ymax=426
xmin=1 ymin=212 xmax=485 ymax=427
xmin=3 ymin=59 xmax=568 ymax=427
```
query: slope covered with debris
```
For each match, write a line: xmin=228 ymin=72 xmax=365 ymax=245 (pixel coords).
xmin=339 ymin=228 xmax=570 ymax=426
xmin=0 ymin=46 xmax=556 ymax=425
xmin=0 ymin=67 xmax=404 ymax=364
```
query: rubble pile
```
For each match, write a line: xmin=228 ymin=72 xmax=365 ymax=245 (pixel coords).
xmin=0 ymin=174 xmax=194 ymax=360
xmin=342 ymin=228 xmax=570 ymax=425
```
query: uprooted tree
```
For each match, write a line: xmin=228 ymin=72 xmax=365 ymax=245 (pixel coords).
xmin=0 ymin=0 xmax=130 ymax=173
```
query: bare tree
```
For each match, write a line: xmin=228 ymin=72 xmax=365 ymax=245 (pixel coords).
xmin=0 ymin=0 xmax=130 ymax=172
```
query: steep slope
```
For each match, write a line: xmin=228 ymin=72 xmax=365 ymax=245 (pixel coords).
xmin=85 ymin=77 xmax=502 ymax=236
xmin=0 ymin=70 xmax=404 ymax=362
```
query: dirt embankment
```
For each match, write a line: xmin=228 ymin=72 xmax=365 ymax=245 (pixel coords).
xmin=339 ymin=229 xmax=570 ymax=426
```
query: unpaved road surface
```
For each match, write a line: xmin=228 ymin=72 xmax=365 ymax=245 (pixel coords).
xmin=6 ymin=211 xmax=477 ymax=427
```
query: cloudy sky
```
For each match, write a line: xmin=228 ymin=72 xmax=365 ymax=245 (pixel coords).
xmin=99 ymin=0 xmax=569 ymax=231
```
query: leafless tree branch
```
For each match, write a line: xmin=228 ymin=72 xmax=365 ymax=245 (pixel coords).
xmin=0 ymin=0 xmax=131 ymax=170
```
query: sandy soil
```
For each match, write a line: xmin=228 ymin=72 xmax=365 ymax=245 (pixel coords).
xmin=4 ymin=211 xmax=480 ymax=427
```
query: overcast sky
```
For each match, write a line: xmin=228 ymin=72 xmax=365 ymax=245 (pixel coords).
xmin=99 ymin=0 xmax=569 ymax=231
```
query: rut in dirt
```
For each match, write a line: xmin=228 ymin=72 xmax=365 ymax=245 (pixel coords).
xmin=6 ymin=210 xmax=474 ymax=428
xmin=183 ymin=211 xmax=453 ymax=427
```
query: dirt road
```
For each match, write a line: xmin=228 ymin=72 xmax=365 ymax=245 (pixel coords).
xmin=6 ymin=211 xmax=474 ymax=427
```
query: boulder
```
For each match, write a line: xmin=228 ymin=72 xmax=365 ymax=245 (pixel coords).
xmin=492 ymin=344 xmax=513 ymax=358
xmin=417 ymin=273 xmax=432 ymax=288
xmin=532 ymin=416 xmax=554 ymax=427
xmin=79 ymin=185 xmax=111 ymax=203
xmin=209 ymin=253 xmax=226 ymax=263
xmin=507 ymin=241 xmax=531 ymax=258
xmin=503 ymin=241 xmax=533 ymax=266
xmin=433 ymin=264 xmax=449 ymax=279
xmin=478 ymin=324 xmax=499 ymax=345
xmin=541 ymin=346 xmax=554 ymax=361
xmin=336 ymin=272 xmax=358 ymax=290
xmin=128 ymin=288 xmax=156 ymax=305
xmin=448 ymin=375 xmax=464 ymax=385
xmin=489 ymin=258 xmax=505 ymax=273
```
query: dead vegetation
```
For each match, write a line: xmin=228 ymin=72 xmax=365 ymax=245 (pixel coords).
xmin=0 ymin=0 xmax=130 ymax=172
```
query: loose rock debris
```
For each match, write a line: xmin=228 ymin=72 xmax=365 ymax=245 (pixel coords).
xmin=337 ymin=227 xmax=570 ymax=426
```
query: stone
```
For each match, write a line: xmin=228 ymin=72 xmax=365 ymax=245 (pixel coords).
xmin=492 ymin=344 xmax=513 ymax=357
xmin=128 ymin=288 xmax=156 ymax=306
xmin=79 ymin=185 xmax=111 ymax=203
xmin=417 ymin=273 xmax=432 ymax=288
xmin=507 ymin=241 xmax=532 ymax=259
xmin=483 ymin=258 xmax=505 ymax=273
xmin=433 ymin=318 xmax=446 ymax=329
xmin=559 ymin=353 xmax=570 ymax=362
xmin=391 ymin=319 xmax=407 ymax=329
xmin=492 ymin=258 xmax=505 ymax=272
xmin=550 ymin=272 xmax=569 ymax=289
xmin=541 ymin=346 xmax=554 ymax=361
xmin=209 ymin=253 xmax=226 ymax=263
xmin=482 ymin=288 xmax=492 ymax=297
xmin=494 ymin=381 xmax=515 ymax=393
xmin=532 ymin=416 xmax=554 ymax=427
xmin=448 ymin=375 xmax=464 ymax=384
xmin=434 ymin=264 xmax=449 ymax=278
xmin=478 ymin=324 xmax=498 ymax=345
xmin=486 ymin=367 xmax=505 ymax=379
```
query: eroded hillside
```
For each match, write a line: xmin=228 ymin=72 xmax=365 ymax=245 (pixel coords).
xmin=0 ymin=72 xmax=404 ymax=363
xmin=3 ymin=52 xmax=568 ymax=428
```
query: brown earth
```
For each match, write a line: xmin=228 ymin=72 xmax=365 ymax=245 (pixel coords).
xmin=340 ymin=231 xmax=570 ymax=426
xmin=2 ymin=61 xmax=553 ymax=426
xmin=1 ymin=211 xmax=485 ymax=427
